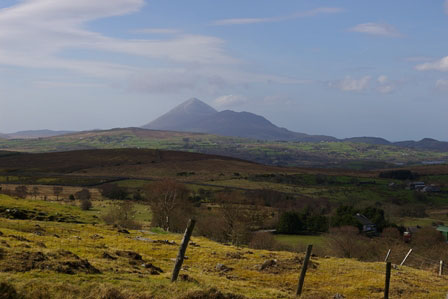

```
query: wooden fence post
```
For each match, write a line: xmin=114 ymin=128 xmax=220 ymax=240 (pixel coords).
xmin=384 ymin=249 xmax=391 ymax=262
xmin=400 ymin=249 xmax=413 ymax=266
xmin=439 ymin=260 xmax=444 ymax=276
xmin=384 ymin=262 xmax=391 ymax=299
xmin=171 ymin=218 xmax=196 ymax=282
xmin=296 ymin=244 xmax=313 ymax=296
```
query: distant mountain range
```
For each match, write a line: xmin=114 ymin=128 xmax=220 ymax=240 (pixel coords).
xmin=142 ymin=98 xmax=448 ymax=152
xmin=0 ymin=130 xmax=75 ymax=139
xmin=1 ymin=98 xmax=447 ymax=153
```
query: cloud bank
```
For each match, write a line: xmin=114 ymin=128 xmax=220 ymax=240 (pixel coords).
xmin=416 ymin=56 xmax=448 ymax=72
xmin=349 ymin=23 xmax=402 ymax=37
xmin=328 ymin=76 xmax=371 ymax=92
xmin=0 ymin=0 xmax=306 ymax=94
xmin=213 ymin=95 xmax=248 ymax=108
xmin=213 ymin=7 xmax=343 ymax=25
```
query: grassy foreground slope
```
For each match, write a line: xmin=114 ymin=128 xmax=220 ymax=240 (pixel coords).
xmin=0 ymin=195 xmax=447 ymax=298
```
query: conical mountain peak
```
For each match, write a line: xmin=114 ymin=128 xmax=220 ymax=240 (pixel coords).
xmin=176 ymin=98 xmax=217 ymax=114
xmin=142 ymin=98 xmax=217 ymax=130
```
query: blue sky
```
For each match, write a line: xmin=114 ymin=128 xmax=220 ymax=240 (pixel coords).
xmin=0 ymin=0 xmax=447 ymax=141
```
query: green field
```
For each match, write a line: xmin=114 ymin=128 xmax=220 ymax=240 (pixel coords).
xmin=1 ymin=128 xmax=447 ymax=169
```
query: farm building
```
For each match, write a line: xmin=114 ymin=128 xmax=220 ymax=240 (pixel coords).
xmin=436 ymin=226 xmax=448 ymax=241
xmin=408 ymin=182 xmax=426 ymax=190
xmin=355 ymin=213 xmax=377 ymax=235
xmin=422 ymin=185 xmax=441 ymax=193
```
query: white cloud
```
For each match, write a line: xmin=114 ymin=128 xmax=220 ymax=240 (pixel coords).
xmin=213 ymin=7 xmax=343 ymax=25
xmin=0 ymin=0 xmax=236 ymax=76
xmin=375 ymin=75 xmax=402 ymax=94
xmin=349 ymin=23 xmax=402 ymax=37
xmin=131 ymin=28 xmax=181 ymax=34
xmin=415 ymin=56 xmax=448 ymax=72
xmin=377 ymin=85 xmax=395 ymax=94
xmin=328 ymin=76 xmax=371 ymax=92
xmin=0 ymin=0 xmax=308 ymax=94
xmin=214 ymin=95 xmax=248 ymax=108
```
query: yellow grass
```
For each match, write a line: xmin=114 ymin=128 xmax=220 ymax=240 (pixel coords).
xmin=0 ymin=196 xmax=447 ymax=298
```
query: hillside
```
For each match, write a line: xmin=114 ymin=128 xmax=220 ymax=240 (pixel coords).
xmin=7 ymin=130 xmax=75 ymax=139
xmin=343 ymin=137 xmax=391 ymax=145
xmin=0 ymin=128 xmax=447 ymax=169
xmin=0 ymin=195 xmax=447 ymax=298
xmin=0 ymin=130 xmax=75 ymax=139
xmin=0 ymin=148 xmax=292 ymax=181
xmin=395 ymin=138 xmax=448 ymax=152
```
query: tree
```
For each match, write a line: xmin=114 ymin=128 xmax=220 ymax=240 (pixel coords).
xmin=215 ymin=191 xmax=256 ymax=245
xmin=14 ymin=185 xmax=28 ymax=198
xmin=331 ymin=205 xmax=361 ymax=229
xmin=31 ymin=186 xmax=39 ymax=200
xmin=277 ymin=211 xmax=304 ymax=234
xmin=80 ymin=198 xmax=93 ymax=210
xmin=53 ymin=186 xmax=63 ymax=201
xmin=276 ymin=209 xmax=328 ymax=234
xmin=75 ymin=188 xmax=91 ymax=201
xmin=102 ymin=201 xmax=141 ymax=229
xmin=326 ymin=226 xmax=365 ymax=258
xmin=146 ymin=179 xmax=191 ymax=232
xmin=100 ymin=184 xmax=129 ymax=200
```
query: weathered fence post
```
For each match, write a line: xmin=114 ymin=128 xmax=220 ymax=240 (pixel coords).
xmin=440 ymin=260 xmax=444 ymax=276
xmin=296 ymin=244 xmax=313 ymax=296
xmin=400 ymin=248 xmax=413 ymax=266
xmin=171 ymin=218 xmax=196 ymax=282
xmin=384 ymin=262 xmax=391 ymax=299
xmin=384 ymin=249 xmax=391 ymax=262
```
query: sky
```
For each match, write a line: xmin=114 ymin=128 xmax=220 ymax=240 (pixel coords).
xmin=0 ymin=0 xmax=448 ymax=141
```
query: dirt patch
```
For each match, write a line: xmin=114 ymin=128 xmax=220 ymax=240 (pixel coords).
xmin=8 ymin=235 xmax=31 ymax=242
xmin=181 ymin=288 xmax=245 ymax=299
xmin=179 ymin=274 xmax=198 ymax=283
xmin=153 ymin=240 xmax=176 ymax=245
xmin=226 ymin=252 xmax=246 ymax=259
xmin=115 ymin=250 xmax=142 ymax=261
xmin=90 ymin=234 xmax=104 ymax=240
xmin=255 ymin=256 xmax=316 ymax=274
xmin=102 ymin=252 xmax=117 ymax=260
xmin=215 ymin=263 xmax=233 ymax=273
xmin=141 ymin=263 xmax=163 ymax=275
xmin=0 ymin=207 xmax=80 ymax=223
xmin=0 ymin=282 xmax=23 ymax=299
xmin=0 ymin=250 xmax=100 ymax=274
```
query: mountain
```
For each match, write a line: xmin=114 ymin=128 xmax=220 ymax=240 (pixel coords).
xmin=143 ymin=98 xmax=336 ymax=142
xmin=343 ymin=137 xmax=391 ymax=145
xmin=5 ymin=130 xmax=75 ymax=139
xmin=394 ymin=138 xmax=448 ymax=152
xmin=143 ymin=98 xmax=217 ymax=131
